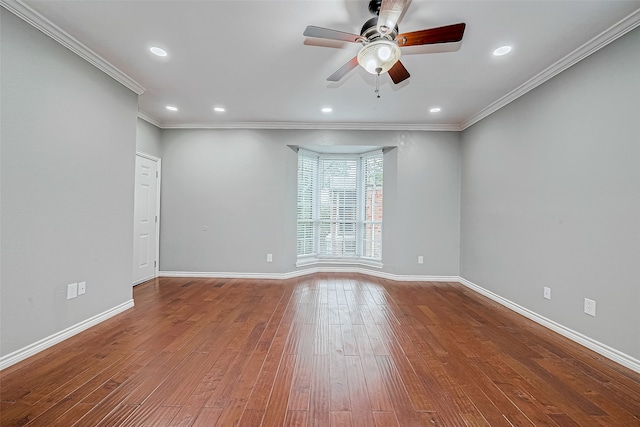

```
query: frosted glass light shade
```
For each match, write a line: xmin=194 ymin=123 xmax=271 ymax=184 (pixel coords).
xmin=357 ymin=39 xmax=401 ymax=75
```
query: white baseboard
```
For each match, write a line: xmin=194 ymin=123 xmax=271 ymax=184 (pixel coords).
xmin=132 ymin=276 xmax=155 ymax=286
xmin=7 ymin=270 xmax=635 ymax=375
xmin=0 ymin=299 xmax=134 ymax=371
xmin=159 ymin=270 xmax=291 ymax=280
xmin=159 ymin=268 xmax=459 ymax=283
xmin=458 ymin=277 xmax=640 ymax=374
xmin=160 ymin=269 xmax=639 ymax=373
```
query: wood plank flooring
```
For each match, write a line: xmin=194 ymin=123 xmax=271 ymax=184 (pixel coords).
xmin=1 ymin=274 xmax=639 ymax=426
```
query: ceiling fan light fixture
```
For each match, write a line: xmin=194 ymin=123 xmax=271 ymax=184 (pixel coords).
xmin=357 ymin=39 xmax=401 ymax=75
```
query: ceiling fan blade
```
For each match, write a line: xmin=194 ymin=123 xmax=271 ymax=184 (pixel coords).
xmin=388 ymin=60 xmax=410 ymax=84
xmin=397 ymin=23 xmax=466 ymax=47
xmin=327 ymin=57 xmax=359 ymax=82
xmin=377 ymin=0 xmax=410 ymax=35
xmin=304 ymin=26 xmax=362 ymax=43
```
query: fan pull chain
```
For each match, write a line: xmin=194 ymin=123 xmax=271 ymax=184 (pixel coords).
xmin=375 ymin=67 xmax=382 ymax=98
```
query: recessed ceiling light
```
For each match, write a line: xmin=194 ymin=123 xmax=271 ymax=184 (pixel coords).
xmin=213 ymin=107 xmax=226 ymax=112
xmin=493 ymin=45 xmax=512 ymax=56
xmin=166 ymin=105 xmax=178 ymax=111
xmin=429 ymin=107 xmax=441 ymax=113
xmin=150 ymin=46 xmax=168 ymax=57
xmin=322 ymin=107 xmax=332 ymax=113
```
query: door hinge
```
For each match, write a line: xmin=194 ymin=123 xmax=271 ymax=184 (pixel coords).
xmin=156 ymin=171 xmax=159 ymax=178
xmin=155 ymin=215 xmax=158 ymax=223
xmin=154 ymin=260 xmax=157 ymax=268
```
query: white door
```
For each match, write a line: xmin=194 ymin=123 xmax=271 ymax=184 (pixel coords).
xmin=133 ymin=154 xmax=160 ymax=285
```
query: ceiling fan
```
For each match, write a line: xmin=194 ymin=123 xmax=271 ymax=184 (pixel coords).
xmin=303 ymin=0 xmax=466 ymax=86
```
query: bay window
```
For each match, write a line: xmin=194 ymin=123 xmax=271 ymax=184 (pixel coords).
xmin=297 ymin=148 xmax=383 ymax=265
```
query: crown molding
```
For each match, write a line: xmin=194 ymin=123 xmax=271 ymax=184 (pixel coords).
xmin=1 ymin=0 xmax=146 ymax=95
xmin=137 ymin=111 xmax=162 ymax=128
xmin=148 ymin=119 xmax=461 ymax=132
xmin=105 ymin=4 xmax=640 ymax=134
xmin=6 ymin=0 xmax=636 ymax=132
xmin=460 ymin=8 xmax=640 ymax=130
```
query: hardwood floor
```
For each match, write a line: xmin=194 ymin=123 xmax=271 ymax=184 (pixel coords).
xmin=1 ymin=274 xmax=639 ymax=426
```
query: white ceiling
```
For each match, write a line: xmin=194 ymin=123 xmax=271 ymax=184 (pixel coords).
xmin=12 ymin=0 xmax=640 ymax=129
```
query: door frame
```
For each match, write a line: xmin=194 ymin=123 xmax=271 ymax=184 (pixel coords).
xmin=134 ymin=151 xmax=161 ymax=285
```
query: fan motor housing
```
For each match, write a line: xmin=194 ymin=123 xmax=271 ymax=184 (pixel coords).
xmin=360 ymin=16 xmax=398 ymax=41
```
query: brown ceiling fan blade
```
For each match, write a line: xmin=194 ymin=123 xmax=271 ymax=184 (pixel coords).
xmin=397 ymin=23 xmax=466 ymax=47
xmin=327 ymin=57 xmax=359 ymax=82
xmin=377 ymin=0 xmax=410 ymax=35
xmin=388 ymin=60 xmax=410 ymax=84
xmin=304 ymin=26 xmax=362 ymax=43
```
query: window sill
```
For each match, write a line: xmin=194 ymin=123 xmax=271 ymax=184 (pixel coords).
xmin=296 ymin=257 xmax=383 ymax=269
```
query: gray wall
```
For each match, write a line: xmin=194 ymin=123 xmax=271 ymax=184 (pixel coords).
xmin=460 ymin=27 xmax=640 ymax=359
xmin=6 ymin=0 xmax=636 ymax=368
xmin=136 ymin=118 xmax=162 ymax=158
xmin=1 ymin=11 xmax=138 ymax=357
xmin=159 ymin=129 xmax=461 ymax=276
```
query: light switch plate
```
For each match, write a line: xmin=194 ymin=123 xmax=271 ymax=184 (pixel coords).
xmin=67 ymin=283 xmax=78 ymax=299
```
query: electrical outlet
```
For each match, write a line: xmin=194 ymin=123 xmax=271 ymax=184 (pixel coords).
xmin=543 ymin=287 xmax=551 ymax=300
xmin=67 ymin=283 xmax=78 ymax=300
xmin=266 ymin=253 xmax=273 ymax=263
xmin=417 ymin=255 xmax=424 ymax=264
xmin=78 ymin=281 xmax=86 ymax=295
xmin=584 ymin=298 xmax=596 ymax=316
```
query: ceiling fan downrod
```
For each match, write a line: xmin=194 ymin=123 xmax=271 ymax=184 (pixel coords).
xmin=368 ymin=0 xmax=383 ymax=16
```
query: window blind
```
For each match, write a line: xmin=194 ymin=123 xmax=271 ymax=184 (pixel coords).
xmin=318 ymin=156 xmax=358 ymax=256
xmin=297 ymin=150 xmax=317 ymax=256
xmin=362 ymin=151 xmax=383 ymax=259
